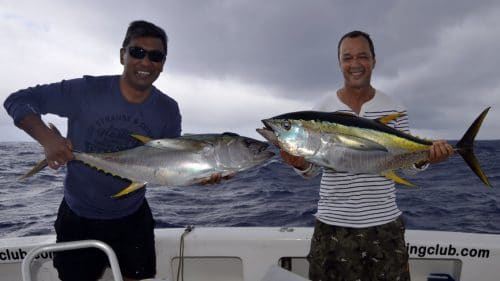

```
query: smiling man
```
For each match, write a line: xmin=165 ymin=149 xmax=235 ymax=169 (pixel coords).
xmin=4 ymin=20 xmax=180 ymax=281
xmin=278 ymin=30 xmax=454 ymax=281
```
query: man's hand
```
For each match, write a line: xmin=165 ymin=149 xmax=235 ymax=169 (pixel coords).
xmin=17 ymin=114 xmax=74 ymax=170
xmin=428 ymin=139 xmax=454 ymax=164
xmin=280 ymin=150 xmax=311 ymax=171
xmin=200 ymin=172 xmax=236 ymax=185
xmin=43 ymin=134 xmax=74 ymax=170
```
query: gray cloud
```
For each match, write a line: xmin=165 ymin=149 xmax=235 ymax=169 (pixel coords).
xmin=1 ymin=0 xmax=499 ymax=141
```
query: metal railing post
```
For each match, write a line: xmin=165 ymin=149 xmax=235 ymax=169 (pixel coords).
xmin=21 ymin=240 xmax=123 ymax=281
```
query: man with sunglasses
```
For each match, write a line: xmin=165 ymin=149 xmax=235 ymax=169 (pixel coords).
xmin=5 ymin=20 xmax=181 ymax=281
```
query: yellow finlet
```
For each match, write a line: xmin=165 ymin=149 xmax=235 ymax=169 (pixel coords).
xmin=112 ymin=182 xmax=147 ymax=198
xmin=131 ymin=134 xmax=152 ymax=144
xmin=383 ymin=171 xmax=416 ymax=187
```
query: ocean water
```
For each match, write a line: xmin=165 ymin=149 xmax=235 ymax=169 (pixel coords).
xmin=0 ymin=141 xmax=499 ymax=238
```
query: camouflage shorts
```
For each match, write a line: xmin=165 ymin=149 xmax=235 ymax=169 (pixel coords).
xmin=307 ymin=218 xmax=410 ymax=281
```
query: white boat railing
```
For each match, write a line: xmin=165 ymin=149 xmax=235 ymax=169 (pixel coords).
xmin=21 ymin=240 xmax=123 ymax=281
xmin=3 ymin=227 xmax=499 ymax=281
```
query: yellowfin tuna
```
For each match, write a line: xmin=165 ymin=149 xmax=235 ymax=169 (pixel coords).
xmin=257 ymin=108 xmax=491 ymax=187
xmin=21 ymin=126 xmax=275 ymax=197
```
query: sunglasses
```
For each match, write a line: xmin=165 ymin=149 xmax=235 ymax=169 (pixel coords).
xmin=127 ymin=46 xmax=165 ymax=63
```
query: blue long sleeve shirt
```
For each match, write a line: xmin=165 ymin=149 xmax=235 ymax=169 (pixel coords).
xmin=4 ymin=75 xmax=182 ymax=219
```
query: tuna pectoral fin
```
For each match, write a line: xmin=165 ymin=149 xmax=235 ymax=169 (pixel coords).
xmin=383 ymin=171 xmax=416 ymax=187
xmin=19 ymin=159 xmax=48 ymax=180
xmin=112 ymin=182 xmax=147 ymax=198
xmin=332 ymin=134 xmax=388 ymax=152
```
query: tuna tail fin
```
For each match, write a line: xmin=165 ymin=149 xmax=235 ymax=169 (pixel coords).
xmin=455 ymin=107 xmax=491 ymax=187
xmin=18 ymin=123 xmax=67 ymax=180
xmin=18 ymin=122 xmax=62 ymax=180
xmin=19 ymin=159 xmax=48 ymax=180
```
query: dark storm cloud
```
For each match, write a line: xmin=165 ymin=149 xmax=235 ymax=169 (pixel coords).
xmin=1 ymin=0 xmax=499 ymax=140
xmin=154 ymin=1 xmax=498 ymax=100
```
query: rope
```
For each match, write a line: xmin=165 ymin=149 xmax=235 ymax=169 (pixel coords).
xmin=176 ymin=225 xmax=195 ymax=281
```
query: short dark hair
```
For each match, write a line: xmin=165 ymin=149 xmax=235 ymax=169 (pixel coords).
xmin=122 ymin=20 xmax=168 ymax=55
xmin=337 ymin=30 xmax=375 ymax=61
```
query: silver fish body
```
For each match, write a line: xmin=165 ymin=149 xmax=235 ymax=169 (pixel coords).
xmin=261 ymin=119 xmax=427 ymax=174
xmin=76 ymin=133 xmax=274 ymax=187
xmin=22 ymin=132 xmax=275 ymax=197
xmin=257 ymin=109 xmax=491 ymax=187
xmin=288 ymin=127 xmax=429 ymax=174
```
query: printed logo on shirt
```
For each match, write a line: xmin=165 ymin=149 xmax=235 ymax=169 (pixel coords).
xmin=85 ymin=112 xmax=154 ymax=152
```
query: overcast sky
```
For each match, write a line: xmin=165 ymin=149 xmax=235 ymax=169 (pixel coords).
xmin=1 ymin=0 xmax=499 ymax=142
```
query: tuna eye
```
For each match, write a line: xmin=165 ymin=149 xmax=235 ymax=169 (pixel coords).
xmin=283 ymin=121 xmax=291 ymax=130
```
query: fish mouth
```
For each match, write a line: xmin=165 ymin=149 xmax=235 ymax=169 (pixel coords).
xmin=261 ymin=119 xmax=271 ymax=128
xmin=256 ymin=119 xmax=280 ymax=147
xmin=256 ymin=127 xmax=273 ymax=139
xmin=256 ymin=119 xmax=274 ymax=137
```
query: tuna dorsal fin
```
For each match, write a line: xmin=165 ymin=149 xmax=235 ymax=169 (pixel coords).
xmin=112 ymin=182 xmax=147 ymax=198
xmin=375 ymin=113 xmax=403 ymax=125
xmin=383 ymin=171 xmax=416 ymax=187
xmin=131 ymin=134 xmax=152 ymax=144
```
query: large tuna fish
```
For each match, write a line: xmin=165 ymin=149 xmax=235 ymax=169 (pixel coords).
xmin=22 ymin=128 xmax=275 ymax=197
xmin=257 ymin=108 xmax=491 ymax=187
